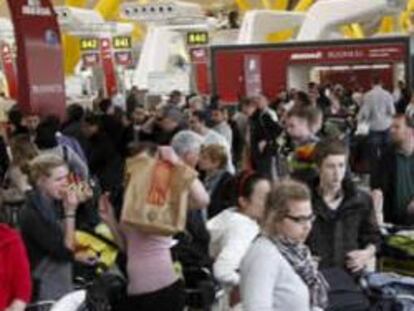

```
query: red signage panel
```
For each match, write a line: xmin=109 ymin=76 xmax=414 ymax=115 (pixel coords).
xmin=190 ymin=47 xmax=209 ymax=95
xmin=212 ymin=40 xmax=408 ymax=102
xmin=100 ymin=38 xmax=117 ymax=96
xmin=7 ymin=0 xmax=65 ymax=119
xmin=0 ymin=42 xmax=18 ymax=99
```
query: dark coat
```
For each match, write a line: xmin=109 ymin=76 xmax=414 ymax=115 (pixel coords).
xmin=20 ymin=191 xmax=73 ymax=270
xmin=85 ymin=131 xmax=124 ymax=194
xmin=206 ymin=171 xmax=233 ymax=219
xmin=307 ymin=179 xmax=381 ymax=270
xmin=249 ymin=109 xmax=282 ymax=178
xmin=370 ymin=145 xmax=414 ymax=225
xmin=0 ymin=136 xmax=9 ymax=183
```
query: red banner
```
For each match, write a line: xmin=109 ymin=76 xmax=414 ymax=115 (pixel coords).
xmin=212 ymin=39 xmax=408 ymax=101
xmin=100 ymin=38 xmax=117 ymax=96
xmin=7 ymin=0 xmax=66 ymax=119
xmin=190 ymin=47 xmax=209 ymax=95
xmin=0 ymin=42 xmax=18 ymax=99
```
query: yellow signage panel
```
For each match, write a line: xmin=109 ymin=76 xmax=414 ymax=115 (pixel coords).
xmin=80 ymin=38 xmax=99 ymax=51
xmin=113 ymin=36 xmax=132 ymax=49
xmin=187 ymin=31 xmax=209 ymax=45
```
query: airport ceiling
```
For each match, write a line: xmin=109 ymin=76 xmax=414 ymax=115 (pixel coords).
xmin=0 ymin=0 xmax=303 ymax=18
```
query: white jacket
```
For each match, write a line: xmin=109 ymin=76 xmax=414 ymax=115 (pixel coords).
xmin=207 ymin=208 xmax=259 ymax=286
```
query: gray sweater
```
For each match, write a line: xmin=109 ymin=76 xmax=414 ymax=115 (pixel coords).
xmin=240 ymin=236 xmax=312 ymax=311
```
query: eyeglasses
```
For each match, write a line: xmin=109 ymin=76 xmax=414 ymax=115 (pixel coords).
xmin=285 ymin=214 xmax=316 ymax=225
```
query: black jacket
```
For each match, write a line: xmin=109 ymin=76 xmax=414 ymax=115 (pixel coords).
xmin=20 ymin=191 xmax=73 ymax=270
xmin=307 ymin=179 xmax=381 ymax=270
xmin=0 ymin=136 xmax=9 ymax=183
xmin=249 ymin=109 xmax=282 ymax=177
xmin=86 ymin=131 xmax=124 ymax=194
xmin=370 ymin=145 xmax=414 ymax=225
xmin=206 ymin=171 xmax=233 ymax=219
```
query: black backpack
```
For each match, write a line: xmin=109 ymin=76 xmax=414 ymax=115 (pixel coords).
xmin=322 ymin=268 xmax=371 ymax=311
xmin=79 ymin=272 xmax=126 ymax=311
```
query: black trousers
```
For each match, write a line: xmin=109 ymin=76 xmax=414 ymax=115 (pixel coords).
xmin=114 ymin=280 xmax=186 ymax=311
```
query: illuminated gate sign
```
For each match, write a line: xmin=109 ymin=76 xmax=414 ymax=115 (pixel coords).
xmin=113 ymin=36 xmax=132 ymax=50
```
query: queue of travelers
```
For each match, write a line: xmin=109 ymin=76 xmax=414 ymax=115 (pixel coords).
xmin=0 ymin=76 xmax=413 ymax=311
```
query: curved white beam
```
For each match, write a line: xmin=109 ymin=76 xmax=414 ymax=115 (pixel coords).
xmin=238 ymin=10 xmax=306 ymax=44
xmin=55 ymin=6 xmax=133 ymax=37
xmin=55 ymin=6 xmax=104 ymax=28
xmin=296 ymin=0 xmax=405 ymax=41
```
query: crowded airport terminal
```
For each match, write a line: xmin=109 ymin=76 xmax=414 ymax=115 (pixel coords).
xmin=1 ymin=0 xmax=414 ymax=310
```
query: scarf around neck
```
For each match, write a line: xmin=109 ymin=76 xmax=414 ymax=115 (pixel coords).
xmin=270 ymin=235 xmax=329 ymax=309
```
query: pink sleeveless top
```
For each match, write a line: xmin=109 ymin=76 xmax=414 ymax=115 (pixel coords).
xmin=123 ymin=227 xmax=178 ymax=295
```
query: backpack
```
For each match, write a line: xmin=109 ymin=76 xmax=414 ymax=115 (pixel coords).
xmin=361 ymin=272 xmax=414 ymax=311
xmin=321 ymin=268 xmax=370 ymax=311
xmin=81 ymin=272 xmax=126 ymax=311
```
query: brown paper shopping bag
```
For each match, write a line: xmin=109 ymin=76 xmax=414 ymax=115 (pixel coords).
xmin=121 ymin=153 xmax=197 ymax=235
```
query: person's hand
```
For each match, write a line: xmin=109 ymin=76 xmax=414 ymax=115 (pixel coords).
xmin=62 ymin=187 xmax=79 ymax=214
xmin=407 ymin=199 xmax=414 ymax=216
xmin=5 ymin=299 xmax=26 ymax=311
xmin=158 ymin=146 xmax=182 ymax=165
xmin=258 ymin=140 xmax=267 ymax=153
xmin=75 ymin=251 xmax=98 ymax=266
xmin=371 ymin=189 xmax=384 ymax=224
xmin=371 ymin=189 xmax=383 ymax=210
xmin=346 ymin=248 xmax=374 ymax=273
xmin=98 ymin=192 xmax=116 ymax=225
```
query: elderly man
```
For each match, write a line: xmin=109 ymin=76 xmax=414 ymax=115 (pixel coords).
xmin=170 ymin=130 xmax=212 ymax=270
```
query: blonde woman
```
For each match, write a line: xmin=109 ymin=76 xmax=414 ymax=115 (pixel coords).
xmin=240 ymin=179 xmax=328 ymax=311
xmin=20 ymin=154 xmax=79 ymax=302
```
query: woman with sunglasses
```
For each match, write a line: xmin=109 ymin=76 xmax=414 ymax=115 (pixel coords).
xmin=240 ymin=179 xmax=328 ymax=311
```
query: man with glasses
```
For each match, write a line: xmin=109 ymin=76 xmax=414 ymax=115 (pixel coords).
xmin=306 ymin=139 xmax=380 ymax=274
